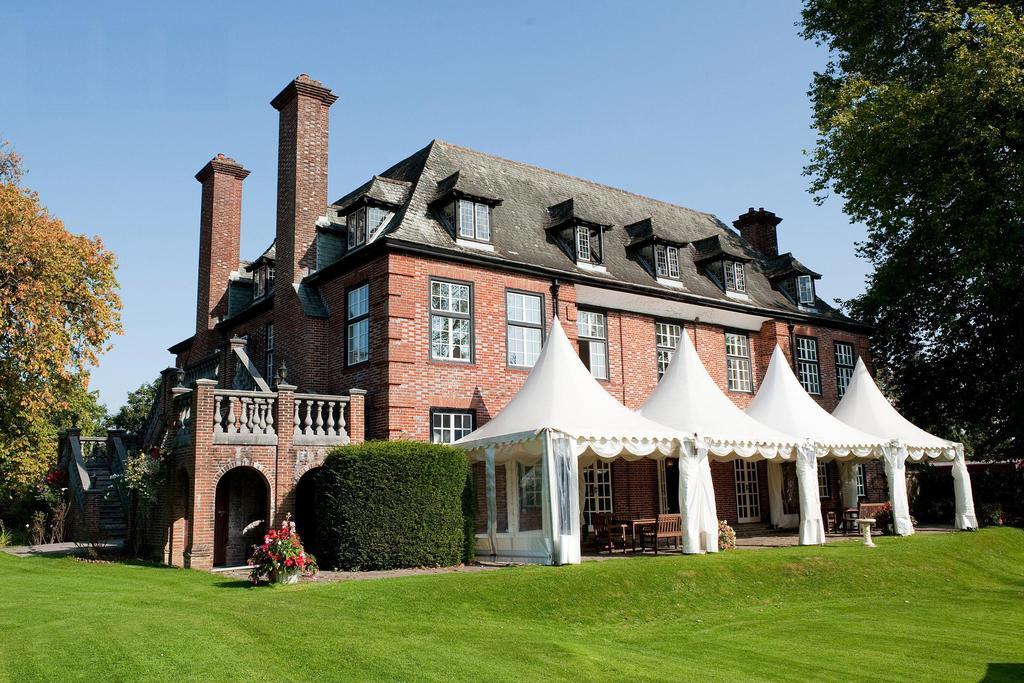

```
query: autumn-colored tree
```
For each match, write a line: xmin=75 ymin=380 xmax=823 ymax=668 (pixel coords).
xmin=0 ymin=140 xmax=122 ymax=501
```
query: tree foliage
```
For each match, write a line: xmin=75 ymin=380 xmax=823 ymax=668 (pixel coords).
xmin=802 ymin=1 xmax=1024 ymax=458
xmin=106 ymin=379 xmax=158 ymax=436
xmin=0 ymin=141 xmax=122 ymax=499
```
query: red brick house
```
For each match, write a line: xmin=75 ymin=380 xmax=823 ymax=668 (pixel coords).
xmin=149 ymin=74 xmax=885 ymax=569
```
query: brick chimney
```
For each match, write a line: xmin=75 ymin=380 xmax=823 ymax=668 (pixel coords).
xmin=194 ymin=154 xmax=250 ymax=356
xmin=733 ymin=207 xmax=782 ymax=257
xmin=271 ymin=74 xmax=338 ymax=287
xmin=270 ymin=74 xmax=338 ymax=391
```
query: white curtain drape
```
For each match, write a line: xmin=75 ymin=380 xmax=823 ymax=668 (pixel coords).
xmin=678 ymin=439 xmax=719 ymax=554
xmin=839 ymin=461 xmax=860 ymax=510
xmin=883 ymin=444 xmax=914 ymax=536
xmin=952 ymin=447 xmax=979 ymax=530
xmin=551 ymin=434 xmax=581 ymax=564
xmin=485 ymin=446 xmax=497 ymax=556
xmin=767 ymin=460 xmax=799 ymax=529
xmin=796 ymin=445 xmax=826 ymax=545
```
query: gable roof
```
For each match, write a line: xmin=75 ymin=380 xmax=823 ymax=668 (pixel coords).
xmin=314 ymin=139 xmax=858 ymax=327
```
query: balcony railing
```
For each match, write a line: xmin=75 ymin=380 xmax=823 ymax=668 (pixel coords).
xmin=212 ymin=390 xmax=278 ymax=445
xmin=293 ymin=394 xmax=350 ymax=445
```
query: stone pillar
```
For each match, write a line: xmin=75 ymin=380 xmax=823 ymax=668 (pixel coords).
xmin=184 ymin=379 xmax=217 ymax=570
xmin=348 ymin=389 xmax=366 ymax=444
xmin=273 ymin=382 xmax=296 ymax=527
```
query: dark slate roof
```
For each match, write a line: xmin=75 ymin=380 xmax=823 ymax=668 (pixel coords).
xmin=244 ymin=243 xmax=275 ymax=272
xmin=765 ymin=252 xmax=823 ymax=280
xmin=308 ymin=139 xmax=856 ymax=326
xmin=623 ymin=217 xmax=691 ymax=248
xmin=335 ymin=175 xmax=413 ymax=214
xmin=692 ymin=234 xmax=753 ymax=264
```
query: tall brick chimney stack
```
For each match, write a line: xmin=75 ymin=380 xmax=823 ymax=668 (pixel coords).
xmin=271 ymin=74 xmax=338 ymax=287
xmin=194 ymin=154 xmax=250 ymax=357
xmin=733 ymin=207 xmax=782 ymax=258
xmin=270 ymin=74 xmax=338 ymax=391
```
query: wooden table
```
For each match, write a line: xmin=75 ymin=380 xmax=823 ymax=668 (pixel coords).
xmin=629 ymin=518 xmax=657 ymax=553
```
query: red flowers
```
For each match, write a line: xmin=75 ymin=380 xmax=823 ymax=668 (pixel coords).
xmin=248 ymin=514 xmax=318 ymax=585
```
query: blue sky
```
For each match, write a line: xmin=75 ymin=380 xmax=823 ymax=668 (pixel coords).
xmin=1 ymin=1 xmax=866 ymax=411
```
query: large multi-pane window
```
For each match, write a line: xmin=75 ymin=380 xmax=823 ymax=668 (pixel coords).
xmin=796 ymin=336 xmax=821 ymax=395
xmin=582 ymin=461 xmax=613 ymax=528
xmin=796 ymin=275 xmax=815 ymax=304
xmin=264 ymin=323 xmax=274 ymax=380
xmin=577 ymin=310 xmax=608 ymax=379
xmin=506 ymin=291 xmax=543 ymax=368
xmin=655 ymin=322 xmax=681 ymax=379
xmin=346 ymin=284 xmax=369 ymax=365
xmin=723 ymin=261 xmax=746 ymax=293
xmin=655 ymin=245 xmax=681 ymax=279
xmin=835 ymin=342 xmax=855 ymax=398
xmin=430 ymin=409 xmax=474 ymax=444
xmin=818 ymin=462 xmax=829 ymax=498
xmin=430 ymin=279 xmax=473 ymax=362
xmin=575 ymin=225 xmax=603 ymax=264
xmin=457 ymin=199 xmax=491 ymax=242
xmin=725 ymin=332 xmax=753 ymax=392
xmin=856 ymin=463 xmax=867 ymax=497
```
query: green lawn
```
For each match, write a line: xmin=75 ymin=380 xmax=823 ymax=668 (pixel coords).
xmin=1 ymin=530 xmax=1023 ymax=682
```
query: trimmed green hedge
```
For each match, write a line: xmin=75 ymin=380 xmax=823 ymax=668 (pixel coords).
xmin=316 ymin=441 xmax=473 ymax=570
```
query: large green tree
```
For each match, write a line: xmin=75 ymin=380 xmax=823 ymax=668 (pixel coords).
xmin=106 ymin=379 xmax=158 ymax=437
xmin=802 ymin=1 xmax=1024 ymax=458
xmin=0 ymin=140 xmax=121 ymax=500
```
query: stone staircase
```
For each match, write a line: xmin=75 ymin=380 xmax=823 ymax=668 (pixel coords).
xmin=84 ymin=461 xmax=129 ymax=539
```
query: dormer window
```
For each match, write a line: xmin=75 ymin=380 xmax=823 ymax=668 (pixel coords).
xmin=655 ymin=245 xmax=681 ymax=279
xmin=455 ymin=199 xmax=491 ymax=242
xmin=254 ymin=264 xmax=275 ymax=299
xmin=796 ymin=274 xmax=815 ymax=304
xmin=576 ymin=225 xmax=603 ymax=264
xmin=723 ymin=261 xmax=746 ymax=293
xmin=346 ymin=206 xmax=390 ymax=250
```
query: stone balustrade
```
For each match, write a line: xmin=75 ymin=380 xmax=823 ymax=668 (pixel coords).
xmin=293 ymin=393 xmax=350 ymax=445
xmin=212 ymin=390 xmax=278 ymax=445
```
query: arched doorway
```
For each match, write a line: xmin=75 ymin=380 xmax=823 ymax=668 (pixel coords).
xmin=213 ymin=467 xmax=270 ymax=568
xmin=294 ymin=468 xmax=322 ymax=558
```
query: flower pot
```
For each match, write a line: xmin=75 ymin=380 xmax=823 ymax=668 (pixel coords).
xmin=270 ymin=569 xmax=299 ymax=585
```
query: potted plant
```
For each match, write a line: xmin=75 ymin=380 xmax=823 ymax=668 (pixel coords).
xmin=718 ymin=520 xmax=736 ymax=550
xmin=248 ymin=516 xmax=318 ymax=585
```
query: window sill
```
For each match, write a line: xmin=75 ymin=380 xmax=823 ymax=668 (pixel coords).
xmin=456 ymin=238 xmax=495 ymax=252
xmin=656 ymin=277 xmax=684 ymax=289
xmin=726 ymin=290 xmax=750 ymax=301
xmin=577 ymin=262 xmax=608 ymax=274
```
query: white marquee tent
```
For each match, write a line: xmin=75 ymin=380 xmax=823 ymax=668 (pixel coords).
xmin=833 ymin=358 xmax=977 ymax=532
xmin=746 ymin=346 xmax=888 ymax=545
xmin=455 ymin=318 xmax=682 ymax=565
xmin=639 ymin=331 xmax=801 ymax=553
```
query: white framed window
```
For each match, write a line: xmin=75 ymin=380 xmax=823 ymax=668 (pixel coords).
xmin=655 ymin=245 xmax=681 ymax=279
xmin=457 ymin=199 xmax=491 ymax=242
xmin=348 ymin=208 xmax=366 ymax=249
xmin=856 ymin=463 xmax=867 ymax=497
xmin=835 ymin=342 xmax=855 ymax=398
xmin=725 ymin=332 xmax=753 ymax=392
xmin=575 ymin=225 xmax=602 ymax=264
xmin=506 ymin=291 xmax=543 ymax=368
xmin=796 ymin=336 xmax=821 ymax=395
xmin=577 ymin=310 xmax=608 ymax=379
xmin=818 ymin=462 xmax=829 ymax=498
xmin=517 ymin=463 xmax=544 ymax=532
xmin=582 ymin=461 xmax=613 ymax=528
xmin=430 ymin=279 xmax=472 ymax=362
xmin=430 ymin=409 xmax=474 ymax=444
xmin=655 ymin=322 xmax=681 ymax=379
xmin=264 ymin=323 xmax=274 ymax=380
xmin=254 ymin=265 xmax=275 ymax=299
xmin=367 ymin=206 xmax=389 ymax=239
xmin=346 ymin=284 xmax=370 ymax=365
xmin=797 ymin=275 xmax=815 ymax=305
xmin=724 ymin=261 xmax=746 ymax=293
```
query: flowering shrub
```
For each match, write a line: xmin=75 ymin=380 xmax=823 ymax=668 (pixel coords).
xmin=718 ymin=520 xmax=736 ymax=550
xmin=249 ymin=516 xmax=318 ymax=585
xmin=874 ymin=502 xmax=894 ymax=534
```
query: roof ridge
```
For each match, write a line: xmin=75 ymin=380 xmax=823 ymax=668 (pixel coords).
xmin=431 ymin=139 xmax=719 ymax=222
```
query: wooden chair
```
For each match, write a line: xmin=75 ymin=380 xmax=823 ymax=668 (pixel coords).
xmin=592 ymin=513 xmax=629 ymax=554
xmin=842 ymin=508 xmax=859 ymax=535
xmin=825 ymin=510 xmax=838 ymax=534
xmin=640 ymin=514 xmax=682 ymax=554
